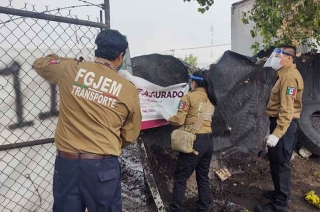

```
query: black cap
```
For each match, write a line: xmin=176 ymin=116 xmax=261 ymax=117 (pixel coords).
xmin=95 ymin=29 xmax=128 ymax=55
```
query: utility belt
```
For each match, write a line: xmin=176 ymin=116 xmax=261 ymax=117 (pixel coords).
xmin=56 ymin=150 xmax=113 ymax=160
xmin=196 ymin=133 xmax=213 ymax=140
xmin=179 ymin=125 xmax=212 ymax=139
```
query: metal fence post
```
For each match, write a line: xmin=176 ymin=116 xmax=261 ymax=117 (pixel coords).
xmin=104 ymin=0 xmax=110 ymax=28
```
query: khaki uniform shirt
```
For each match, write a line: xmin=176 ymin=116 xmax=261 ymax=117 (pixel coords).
xmin=266 ymin=64 xmax=304 ymax=138
xmin=33 ymin=54 xmax=142 ymax=156
xmin=169 ymin=87 xmax=214 ymax=134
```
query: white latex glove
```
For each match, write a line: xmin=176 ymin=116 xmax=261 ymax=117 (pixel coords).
xmin=266 ymin=134 xmax=280 ymax=147
xmin=159 ymin=107 xmax=172 ymax=121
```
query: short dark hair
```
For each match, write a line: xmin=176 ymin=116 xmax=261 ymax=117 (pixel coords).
xmin=95 ymin=29 xmax=128 ymax=61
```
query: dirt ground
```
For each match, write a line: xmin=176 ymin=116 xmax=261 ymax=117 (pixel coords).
xmin=118 ymin=129 xmax=320 ymax=212
xmin=145 ymin=146 xmax=320 ymax=212
xmin=182 ymin=155 xmax=320 ymax=212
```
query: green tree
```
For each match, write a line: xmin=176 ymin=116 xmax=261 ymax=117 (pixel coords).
xmin=183 ymin=0 xmax=215 ymax=13
xmin=242 ymin=0 xmax=320 ymax=53
xmin=179 ymin=54 xmax=198 ymax=67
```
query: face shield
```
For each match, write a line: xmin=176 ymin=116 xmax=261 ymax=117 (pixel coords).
xmin=264 ymin=48 xmax=294 ymax=70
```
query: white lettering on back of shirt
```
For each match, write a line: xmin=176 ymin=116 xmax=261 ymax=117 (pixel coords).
xmin=84 ymin=72 xmax=95 ymax=86
xmin=75 ymin=68 xmax=87 ymax=81
xmin=110 ymin=81 xmax=122 ymax=97
xmin=100 ymin=78 xmax=112 ymax=92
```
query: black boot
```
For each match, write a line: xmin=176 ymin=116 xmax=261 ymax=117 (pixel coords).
xmin=263 ymin=190 xmax=275 ymax=199
xmin=262 ymin=190 xmax=291 ymax=202
xmin=255 ymin=203 xmax=287 ymax=212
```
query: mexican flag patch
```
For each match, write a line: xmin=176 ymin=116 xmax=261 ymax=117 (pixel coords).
xmin=50 ymin=60 xmax=61 ymax=64
xmin=178 ymin=101 xmax=186 ymax=109
xmin=286 ymin=87 xmax=296 ymax=95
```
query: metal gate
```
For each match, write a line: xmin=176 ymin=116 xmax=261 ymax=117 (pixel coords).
xmin=0 ymin=1 xmax=108 ymax=211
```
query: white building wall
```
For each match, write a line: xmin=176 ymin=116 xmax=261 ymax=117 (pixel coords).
xmin=231 ymin=0 xmax=319 ymax=55
xmin=231 ymin=0 xmax=262 ymax=56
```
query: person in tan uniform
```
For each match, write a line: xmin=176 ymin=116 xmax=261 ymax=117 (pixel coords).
xmin=33 ymin=29 xmax=142 ymax=212
xmin=160 ymin=70 xmax=217 ymax=212
xmin=256 ymin=45 xmax=304 ymax=212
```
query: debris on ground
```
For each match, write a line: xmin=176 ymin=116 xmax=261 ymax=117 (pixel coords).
xmin=299 ymin=147 xmax=313 ymax=158
xmin=305 ymin=190 xmax=320 ymax=209
xmin=137 ymin=137 xmax=166 ymax=212
xmin=215 ymin=167 xmax=232 ymax=181
xmin=291 ymin=151 xmax=300 ymax=160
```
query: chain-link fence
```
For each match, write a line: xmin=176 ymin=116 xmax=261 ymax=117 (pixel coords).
xmin=0 ymin=1 xmax=107 ymax=211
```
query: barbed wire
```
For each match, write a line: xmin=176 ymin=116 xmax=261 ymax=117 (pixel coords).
xmin=77 ymin=0 xmax=103 ymax=8
xmin=0 ymin=3 xmax=102 ymax=25
xmin=157 ymin=43 xmax=231 ymax=54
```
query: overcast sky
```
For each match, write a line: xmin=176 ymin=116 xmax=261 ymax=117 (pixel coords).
xmin=8 ymin=0 xmax=240 ymax=67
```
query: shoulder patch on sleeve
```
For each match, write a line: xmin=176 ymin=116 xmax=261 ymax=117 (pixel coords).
xmin=178 ymin=101 xmax=186 ymax=109
xmin=49 ymin=60 xmax=61 ymax=65
xmin=286 ymin=87 xmax=296 ymax=95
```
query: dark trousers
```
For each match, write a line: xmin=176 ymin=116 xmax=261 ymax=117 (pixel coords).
xmin=268 ymin=117 xmax=297 ymax=211
xmin=53 ymin=155 xmax=121 ymax=212
xmin=170 ymin=135 xmax=213 ymax=212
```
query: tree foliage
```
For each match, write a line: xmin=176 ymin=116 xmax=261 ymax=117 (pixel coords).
xmin=179 ymin=54 xmax=198 ymax=67
xmin=242 ymin=0 xmax=320 ymax=53
xmin=183 ymin=0 xmax=214 ymax=13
